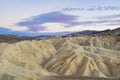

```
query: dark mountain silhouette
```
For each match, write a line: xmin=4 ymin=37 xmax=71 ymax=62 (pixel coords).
xmin=63 ymin=27 xmax=120 ymax=37
xmin=0 ymin=27 xmax=119 ymax=43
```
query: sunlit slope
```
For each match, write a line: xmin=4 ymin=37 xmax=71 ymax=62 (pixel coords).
xmin=0 ymin=36 xmax=120 ymax=80
xmin=46 ymin=36 xmax=120 ymax=78
xmin=0 ymin=43 xmax=10 ymax=55
xmin=0 ymin=40 xmax=57 ymax=80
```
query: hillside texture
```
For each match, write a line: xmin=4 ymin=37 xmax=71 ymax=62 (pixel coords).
xmin=0 ymin=36 xmax=120 ymax=80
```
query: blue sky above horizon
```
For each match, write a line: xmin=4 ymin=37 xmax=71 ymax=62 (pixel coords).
xmin=0 ymin=0 xmax=120 ymax=36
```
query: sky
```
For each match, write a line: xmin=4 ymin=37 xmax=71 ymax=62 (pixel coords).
xmin=0 ymin=0 xmax=120 ymax=36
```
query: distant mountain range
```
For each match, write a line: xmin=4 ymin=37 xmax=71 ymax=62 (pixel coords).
xmin=64 ymin=27 xmax=120 ymax=37
xmin=0 ymin=27 xmax=119 ymax=43
xmin=0 ymin=34 xmax=56 ymax=43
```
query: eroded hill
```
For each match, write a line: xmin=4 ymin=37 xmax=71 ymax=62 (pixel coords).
xmin=0 ymin=36 xmax=120 ymax=80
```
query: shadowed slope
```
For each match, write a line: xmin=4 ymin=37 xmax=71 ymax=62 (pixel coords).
xmin=0 ymin=36 xmax=119 ymax=80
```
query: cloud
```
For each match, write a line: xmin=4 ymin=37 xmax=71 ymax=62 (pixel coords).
xmin=75 ymin=20 xmax=106 ymax=25
xmin=16 ymin=10 xmax=120 ymax=34
xmin=17 ymin=11 xmax=79 ymax=31
xmin=75 ymin=19 xmax=120 ymax=26
xmin=105 ymin=20 xmax=120 ymax=26
xmin=0 ymin=27 xmax=72 ymax=36
xmin=0 ymin=27 xmax=31 ymax=36
xmin=62 ymin=6 xmax=120 ymax=11
xmin=93 ymin=14 xmax=120 ymax=26
xmin=0 ymin=27 xmax=11 ymax=33
xmin=97 ymin=13 xmax=120 ymax=19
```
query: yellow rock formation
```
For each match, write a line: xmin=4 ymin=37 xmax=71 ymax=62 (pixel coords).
xmin=0 ymin=36 xmax=120 ymax=80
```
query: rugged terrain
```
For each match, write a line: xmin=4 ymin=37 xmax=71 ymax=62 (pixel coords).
xmin=65 ymin=27 xmax=120 ymax=37
xmin=39 ymin=76 xmax=119 ymax=80
xmin=0 ymin=35 xmax=120 ymax=80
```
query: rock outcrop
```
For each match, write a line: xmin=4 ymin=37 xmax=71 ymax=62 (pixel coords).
xmin=0 ymin=36 xmax=119 ymax=80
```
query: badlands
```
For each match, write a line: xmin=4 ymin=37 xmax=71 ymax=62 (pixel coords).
xmin=0 ymin=35 xmax=120 ymax=80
